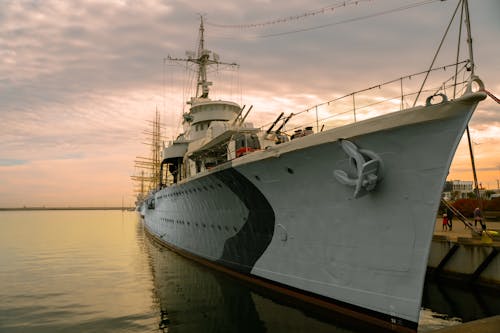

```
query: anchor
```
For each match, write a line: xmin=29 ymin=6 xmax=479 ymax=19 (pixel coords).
xmin=333 ymin=139 xmax=384 ymax=198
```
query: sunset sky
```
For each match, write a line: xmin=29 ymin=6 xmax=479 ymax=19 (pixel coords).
xmin=1 ymin=0 xmax=499 ymax=207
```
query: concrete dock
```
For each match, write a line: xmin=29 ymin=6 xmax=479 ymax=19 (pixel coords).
xmin=429 ymin=315 xmax=500 ymax=332
xmin=432 ymin=219 xmax=500 ymax=242
xmin=429 ymin=219 xmax=500 ymax=286
xmin=426 ymin=222 xmax=500 ymax=332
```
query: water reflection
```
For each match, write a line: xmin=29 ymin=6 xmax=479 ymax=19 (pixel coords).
xmin=145 ymin=237 xmax=267 ymax=332
xmin=141 ymin=225 xmax=357 ymax=333
xmin=0 ymin=211 xmax=157 ymax=333
xmin=422 ymin=278 xmax=500 ymax=323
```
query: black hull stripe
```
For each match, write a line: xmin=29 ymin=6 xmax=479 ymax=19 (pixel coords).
xmin=144 ymin=225 xmax=417 ymax=333
xmin=214 ymin=168 xmax=275 ymax=274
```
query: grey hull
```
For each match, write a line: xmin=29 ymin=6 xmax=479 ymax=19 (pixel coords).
xmin=143 ymin=91 xmax=486 ymax=331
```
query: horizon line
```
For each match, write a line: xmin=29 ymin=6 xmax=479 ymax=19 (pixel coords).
xmin=0 ymin=206 xmax=136 ymax=211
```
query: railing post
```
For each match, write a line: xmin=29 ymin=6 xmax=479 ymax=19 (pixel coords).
xmin=400 ymin=77 xmax=404 ymax=110
xmin=315 ymin=106 xmax=319 ymax=132
xmin=352 ymin=93 xmax=357 ymax=122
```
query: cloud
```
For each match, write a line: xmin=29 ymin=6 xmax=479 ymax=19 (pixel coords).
xmin=0 ymin=159 xmax=28 ymax=166
xmin=0 ymin=0 xmax=499 ymax=206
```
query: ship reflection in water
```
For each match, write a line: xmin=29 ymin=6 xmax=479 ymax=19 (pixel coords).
xmin=142 ymin=224 xmax=500 ymax=333
xmin=420 ymin=277 xmax=500 ymax=331
xmin=144 ymin=231 xmax=356 ymax=333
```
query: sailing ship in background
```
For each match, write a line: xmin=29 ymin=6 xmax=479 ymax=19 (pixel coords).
xmin=132 ymin=109 xmax=164 ymax=209
xmin=135 ymin=1 xmax=490 ymax=331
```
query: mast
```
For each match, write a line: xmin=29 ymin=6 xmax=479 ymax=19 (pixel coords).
xmin=168 ymin=16 xmax=237 ymax=103
xmin=463 ymin=0 xmax=475 ymax=76
xmin=140 ymin=170 xmax=144 ymax=196
xmin=131 ymin=108 xmax=165 ymax=195
xmin=196 ymin=16 xmax=211 ymax=98
xmin=463 ymin=0 xmax=481 ymax=208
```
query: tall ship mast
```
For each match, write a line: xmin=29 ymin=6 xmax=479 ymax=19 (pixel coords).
xmin=139 ymin=3 xmax=488 ymax=332
xmin=132 ymin=108 xmax=164 ymax=207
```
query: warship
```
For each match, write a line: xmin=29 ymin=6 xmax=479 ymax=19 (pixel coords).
xmin=140 ymin=2 xmax=487 ymax=331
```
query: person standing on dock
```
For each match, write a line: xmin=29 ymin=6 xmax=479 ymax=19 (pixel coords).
xmin=473 ymin=207 xmax=484 ymax=229
xmin=442 ymin=213 xmax=449 ymax=231
xmin=446 ymin=207 xmax=454 ymax=231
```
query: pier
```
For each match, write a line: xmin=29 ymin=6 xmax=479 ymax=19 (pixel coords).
xmin=429 ymin=219 xmax=500 ymax=287
xmin=425 ymin=219 xmax=500 ymax=332
xmin=430 ymin=315 xmax=500 ymax=333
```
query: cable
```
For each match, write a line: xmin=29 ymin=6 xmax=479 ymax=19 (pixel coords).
xmin=206 ymin=1 xmax=373 ymax=29
xmin=260 ymin=0 xmax=442 ymax=38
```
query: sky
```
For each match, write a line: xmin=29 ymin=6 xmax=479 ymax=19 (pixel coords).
xmin=0 ymin=0 xmax=499 ymax=207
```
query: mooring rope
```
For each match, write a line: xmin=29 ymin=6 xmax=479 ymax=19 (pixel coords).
xmin=484 ymin=90 xmax=500 ymax=104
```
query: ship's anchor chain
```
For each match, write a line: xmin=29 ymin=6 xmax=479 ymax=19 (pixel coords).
xmin=333 ymin=139 xmax=384 ymax=198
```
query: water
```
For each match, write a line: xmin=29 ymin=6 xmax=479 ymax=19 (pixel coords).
xmin=1 ymin=210 xmax=499 ymax=332
xmin=0 ymin=210 xmax=155 ymax=333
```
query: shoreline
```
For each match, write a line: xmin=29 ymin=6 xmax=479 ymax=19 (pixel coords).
xmin=0 ymin=207 xmax=135 ymax=211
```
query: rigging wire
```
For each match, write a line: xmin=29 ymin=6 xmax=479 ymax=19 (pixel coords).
xmin=260 ymin=0 xmax=443 ymax=38
xmin=284 ymin=79 xmax=468 ymax=134
xmin=412 ymin=0 xmax=462 ymax=107
xmin=453 ymin=0 xmax=464 ymax=99
xmin=206 ymin=0 xmax=373 ymax=29
xmin=311 ymin=61 xmax=468 ymax=115
xmin=257 ymin=60 xmax=469 ymax=130
xmin=206 ymin=0 xmax=444 ymax=39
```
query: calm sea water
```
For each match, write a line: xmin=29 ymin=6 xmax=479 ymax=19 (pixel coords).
xmin=1 ymin=210 xmax=498 ymax=333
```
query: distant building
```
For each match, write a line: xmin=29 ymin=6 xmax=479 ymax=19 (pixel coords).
xmin=443 ymin=180 xmax=473 ymax=200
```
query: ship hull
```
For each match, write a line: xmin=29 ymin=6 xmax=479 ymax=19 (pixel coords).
xmin=142 ymin=92 xmax=486 ymax=332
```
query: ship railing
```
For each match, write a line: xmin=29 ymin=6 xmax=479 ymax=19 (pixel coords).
xmin=191 ymin=61 xmax=473 ymax=167
xmin=259 ymin=60 xmax=472 ymax=137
